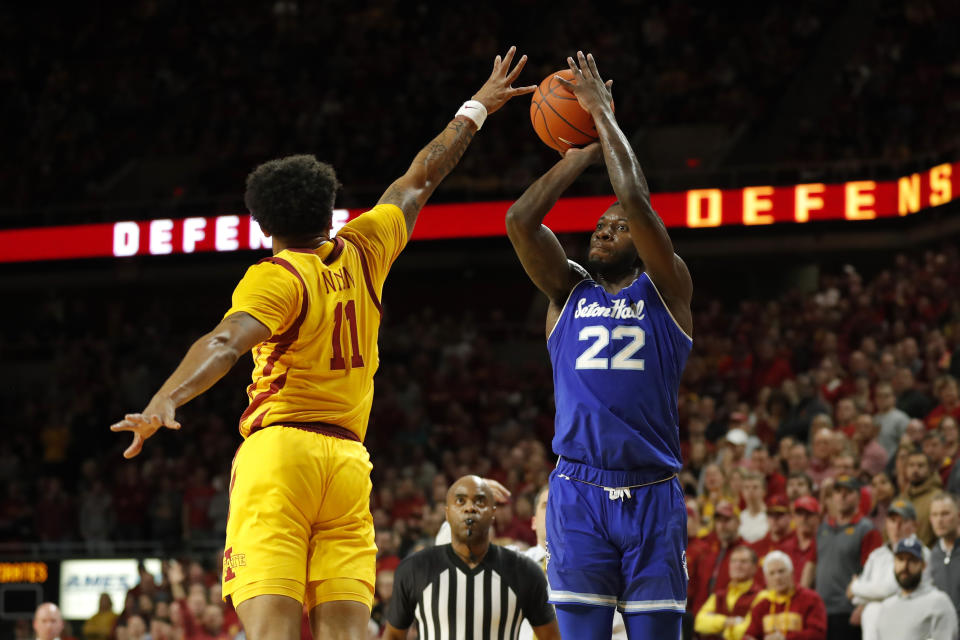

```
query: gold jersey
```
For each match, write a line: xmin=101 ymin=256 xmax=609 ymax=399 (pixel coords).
xmin=224 ymin=204 xmax=407 ymax=441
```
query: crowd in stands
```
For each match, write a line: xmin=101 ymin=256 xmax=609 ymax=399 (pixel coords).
xmin=7 ymin=0 xmax=958 ymax=221
xmin=788 ymin=0 xmax=960 ymax=166
xmin=5 ymin=230 xmax=960 ymax=640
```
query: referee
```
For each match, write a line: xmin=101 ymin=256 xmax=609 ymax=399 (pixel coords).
xmin=383 ymin=475 xmax=560 ymax=640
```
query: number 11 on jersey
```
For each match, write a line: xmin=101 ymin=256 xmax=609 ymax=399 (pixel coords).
xmin=330 ymin=300 xmax=365 ymax=370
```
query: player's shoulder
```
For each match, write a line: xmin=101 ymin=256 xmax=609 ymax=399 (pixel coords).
xmin=339 ymin=204 xmax=404 ymax=236
xmin=567 ymin=260 xmax=590 ymax=282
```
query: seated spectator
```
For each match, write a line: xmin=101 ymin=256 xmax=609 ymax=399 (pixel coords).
xmin=738 ymin=472 xmax=769 ymax=543
xmin=836 ymin=397 xmax=859 ymax=439
xmin=876 ymin=537 xmax=958 ymax=640
xmin=849 ymin=499 xmax=930 ymax=640
xmin=875 ymin=382 xmax=910 ymax=455
xmin=926 ymin=376 xmax=960 ymax=431
xmin=694 ymin=545 xmax=762 ymax=640
xmin=126 ymin=615 xmax=147 ymax=640
xmin=870 ymin=470 xmax=897 ymax=534
xmin=689 ymin=500 xmax=748 ymax=617
xmin=783 ymin=496 xmax=820 ymax=589
xmin=893 ymin=367 xmax=934 ymax=420
xmin=34 ymin=603 xmax=65 ymax=640
xmin=808 ymin=425 xmax=835 ymax=489
xmin=701 ymin=464 xmax=736 ymax=533
xmin=785 ymin=472 xmax=814 ymax=506
xmin=83 ymin=594 xmax=117 ymax=640
xmin=748 ymin=445 xmax=786 ymax=498
xmin=751 ymin=494 xmax=793 ymax=562
xmin=942 ymin=417 xmax=960 ymax=466
xmin=744 ymin=551 xmax=826 ymax=640
xmin=899 ymin=450 xmax=944 ymax=546
xmin=930 ymin=492 xmax=960 ymax=615
xmin=786 ymin=443 xmax=811 ymax=478
xmin=855 ymin=414 xmax=890 ymax=478
xmin=925 ymin=430 xmax=954 ymax=486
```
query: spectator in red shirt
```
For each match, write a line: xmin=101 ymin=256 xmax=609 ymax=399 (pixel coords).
xmin=689 ymin=500 xmax=748 ymax=616
xmin=926 ymin=375 xmax=960 ymax=430
xmin=835 ymin=398 xmax=858 ymax=439
xmin=744 ymin=551 xmax=827 ymax=640
xmin=752 ymin=494 xmax=795 ymax=562
xmin=749 ymin=445 xmax=786 ymax=499
xmin=751 ymin=340 xmax=794 ymax=396
xmin=783 ymin=496 xmax=820 ymax=588
xmin=694 ymin=545 xmax=763 ymax=640
xmin=375 ymin=529 xmax=401 ymax=574
xmin=785 ymin=472 xmax=814 ymax=506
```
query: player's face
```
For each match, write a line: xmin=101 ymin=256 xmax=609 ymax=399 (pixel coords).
xmin=587 ymin=207 xmax=637 ymax=274
xmin=445 ymin=477 xmax=495 ymax=543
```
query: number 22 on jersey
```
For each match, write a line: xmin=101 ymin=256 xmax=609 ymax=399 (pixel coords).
xmin=575 ymin=325 xmax=645 ymax=370
xmin=330 ymin=300 xmax=365 ymax=370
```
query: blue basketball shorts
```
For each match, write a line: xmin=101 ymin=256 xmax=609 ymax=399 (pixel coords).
xmin=545 ymin=457 xmax=688 ymax=614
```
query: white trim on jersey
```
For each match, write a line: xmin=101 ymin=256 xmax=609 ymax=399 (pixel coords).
xmin=549 ymin=589 xmax=619 ymax=607
xmin=617 ymin=598 xmax=687 ymax=613
xmin=643 ymin=273 xmax=693 ymax=343
xmin=546 ymin=260 xmax=589 ymax=342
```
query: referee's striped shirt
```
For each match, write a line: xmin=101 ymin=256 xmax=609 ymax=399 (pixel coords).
xmin=386 ymin=544 xmax=555 ymax=640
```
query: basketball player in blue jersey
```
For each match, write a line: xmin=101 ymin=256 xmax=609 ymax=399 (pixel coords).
xmin=504 ymin=51 xmax=693 ymax=640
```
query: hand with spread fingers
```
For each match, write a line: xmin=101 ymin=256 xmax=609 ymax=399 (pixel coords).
xmin=471 ymin=46 xmax=538 ymax=115
xmin=554 ymin=51 xmax=614 ymax=118
xmin=110 ymin=394 xmax=181 ymax=459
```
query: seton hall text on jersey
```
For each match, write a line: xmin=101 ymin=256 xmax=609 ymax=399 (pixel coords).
xmin=574 ymin=297 xmax=646 ymax=321
xmin=321 ymin=266 xmax=355 ymax=294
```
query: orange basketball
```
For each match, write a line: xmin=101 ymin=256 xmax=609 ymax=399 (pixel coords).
xmin=530 ymin=69 xmax=612 ymax=153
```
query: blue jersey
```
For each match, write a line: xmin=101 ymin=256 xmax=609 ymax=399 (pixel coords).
xmin=547 ymin=271 xmax=692 ymax=473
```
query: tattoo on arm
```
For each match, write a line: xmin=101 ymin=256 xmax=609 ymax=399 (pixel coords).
xmin=421 ymin=119 xmax=474 ymax=182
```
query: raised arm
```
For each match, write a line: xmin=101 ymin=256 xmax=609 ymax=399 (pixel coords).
xmin=557 ymin=52 xmax=693 ymax=337
xmin=110 ymin=312 xmax=270 ymax=458
xmin=505 ymin=143 xmax=601 ymax=305
xmin=378 ymin=46 xmax=536 ymax=238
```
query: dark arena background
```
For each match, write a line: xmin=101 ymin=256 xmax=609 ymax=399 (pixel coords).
xmin=2 ymin=1 xmax=959 ymax=640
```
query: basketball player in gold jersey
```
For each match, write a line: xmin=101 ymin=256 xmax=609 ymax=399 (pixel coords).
xmin=110 ymin=47 xmax=535 ymax=640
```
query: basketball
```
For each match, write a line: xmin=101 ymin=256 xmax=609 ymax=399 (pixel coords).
xmin=530 ymin=69 xmax=612 ymax=153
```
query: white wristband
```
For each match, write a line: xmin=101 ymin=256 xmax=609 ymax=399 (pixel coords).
xmin=456 ymin=100 xmax=488 ymax=130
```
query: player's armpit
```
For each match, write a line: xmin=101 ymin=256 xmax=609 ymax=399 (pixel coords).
xmin=532 ymin=618 xmax=562 ymax=640
xmin=504 ymin=218 xmax=583 ymax=306
xmin=380 ymin=623 xmax=409 ymax=640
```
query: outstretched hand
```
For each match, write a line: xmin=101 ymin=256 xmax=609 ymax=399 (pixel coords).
xmin=110 ymin=394 xmax=181 ymax=459
xmin=472 ymin=46 xmax=537 ymax=116
xmin=559 ymin=140 xmax=604 ymax=164
xmin=554 ymin=51 xmax=614 ymax=117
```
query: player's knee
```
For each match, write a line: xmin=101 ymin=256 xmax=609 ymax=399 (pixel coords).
xmin=235 ymin=594 xmax=303 ymax=640
xmin=309 ymin=600 xmax=371 ymax=640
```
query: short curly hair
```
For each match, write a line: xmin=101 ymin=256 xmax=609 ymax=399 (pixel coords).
xmin=244 ymin=154 xmax=341 ymax=237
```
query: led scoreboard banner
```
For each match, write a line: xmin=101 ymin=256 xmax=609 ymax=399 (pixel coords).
xmin=0 ymin=162 xmax=955 ymax=264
